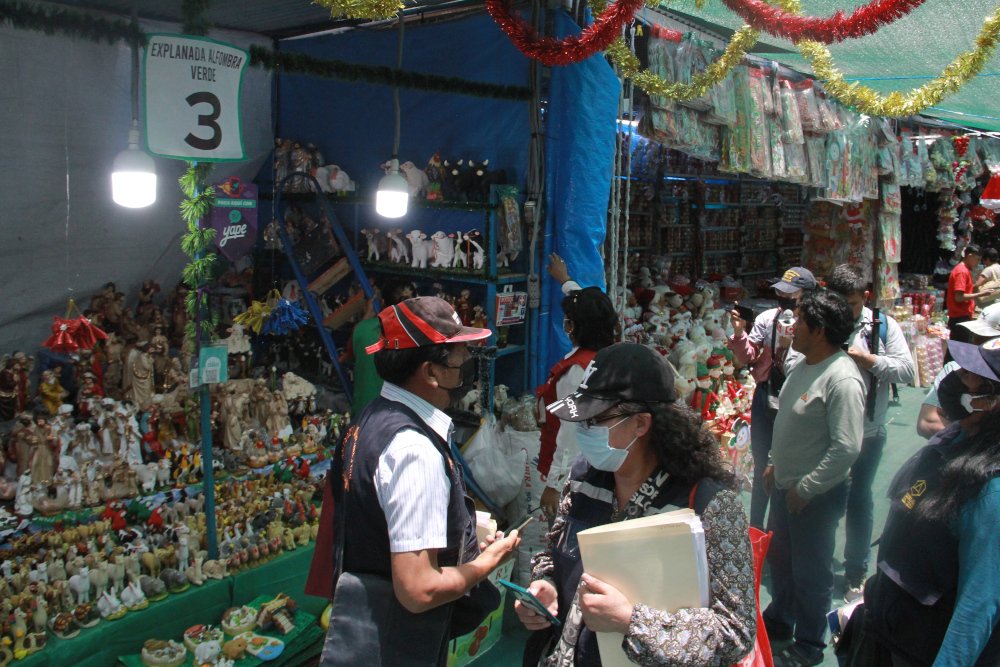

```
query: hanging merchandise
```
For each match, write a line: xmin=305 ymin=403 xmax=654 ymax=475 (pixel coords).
xmin=41 ymin=299 xmax=108 ymax=353
xmin=606 ymin=25 xmax=759 ymax=101
xmin=794 ymin=5 xmax=1000 ymax=117
xmin=816 ymin=92 xmax=844 ymax=133
xmin=234 ymin=298 xmax=272 ymax=335
xmin=676 ymin=35 xmax=715 ymax=112
xmin=261 ymin=291 xmax=311 ymax=336
xmin=804 ymin=135 xmax=827 ymax=188
xmin=485 ymin=0 xmax=645 ymax=67
xmin=647 ymin=30 xmax=682 ymax=112
xmin=718 ymin=0 xmax=927 ymax=44
xmin=876 ymin=260 xmax=902 ymax=304
xmin=777 ymin=80 xmax=805 ymax=146
xmin=745 ymin=68 xmax=774 ymax=178
xmin=719 ymin=66 xmax=753 ymax=174
xmin=880 ymin=211 xmax=902 ymax=262
xmin=791 ymin=80 xmax=822 ymax=133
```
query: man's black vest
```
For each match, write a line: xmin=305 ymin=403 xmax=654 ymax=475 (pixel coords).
xmin=341 ymin=396 xmax=476 ymax=576
xmin=867 ymin=429 xmax=1000 ymax=665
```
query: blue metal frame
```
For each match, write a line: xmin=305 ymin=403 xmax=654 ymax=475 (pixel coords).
xmin=272 ymin=172 xmax=382 ymax=402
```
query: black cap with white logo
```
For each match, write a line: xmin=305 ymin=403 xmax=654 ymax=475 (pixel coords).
xmin=546 ymin=343 xmax=677 ymax=422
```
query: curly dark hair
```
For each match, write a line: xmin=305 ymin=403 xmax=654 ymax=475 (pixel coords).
xmin=916 ymin=404 xmax=1000 ymax=523
xmin=562 ymin=287 xmax=620 ymax=351
xmin=827 ymin=264 xmax=867 ymax=297
xmin=796 ymin=289 xmax=855 ymax=348
xmin=618 ymin=400 xmax=737 ymax=489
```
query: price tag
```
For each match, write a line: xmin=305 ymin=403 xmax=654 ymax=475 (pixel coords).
xmin=144 ymin=34 xmax=248 ymax=161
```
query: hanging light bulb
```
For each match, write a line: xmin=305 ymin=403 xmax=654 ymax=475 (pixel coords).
xmin=376 ymin=15 xmax=408 ymax=220
xmin=112 ymin=121 xmax=157 ymax=208
xmin=112 ymin=37 xmax=156 ymax=209
xmin=376 ymin=158 xmax=409 ymax=218
xmin=981 ymin=170 xmax=1000 ymax=211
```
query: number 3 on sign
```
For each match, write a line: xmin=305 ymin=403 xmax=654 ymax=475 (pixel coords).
xmin=145 ymin=34 xmax=248 ymax=162
xmin=185 ymin=92 xmax=222 ymax=151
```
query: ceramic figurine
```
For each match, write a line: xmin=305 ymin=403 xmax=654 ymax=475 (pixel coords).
xmin=405 ymin=230 xmax=433 ymax=268
xmin=386 ymin=228 xmax=411 ymax=264
xmin=140 ymin=639 xmax=187 ymax=667
xmin=430 ymin=231 xmax=456 ymax=268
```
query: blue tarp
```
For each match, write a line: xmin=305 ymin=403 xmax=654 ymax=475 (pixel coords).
xmin=275 ymin=13 xmax=530 ymax=195
xmin=540 ymin=11 xmax=619 ymax=373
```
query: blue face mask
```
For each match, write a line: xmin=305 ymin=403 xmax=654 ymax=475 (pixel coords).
xmin=576 ymin=416 xmax=637 ymax=472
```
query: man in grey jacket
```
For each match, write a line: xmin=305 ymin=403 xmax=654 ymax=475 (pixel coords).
xmin=826 ymin=264 xmax=915 ymax=601
xmin=763 ymin=290 xmax=866 ymax=667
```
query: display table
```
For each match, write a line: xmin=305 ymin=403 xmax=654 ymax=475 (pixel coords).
xmin=19 ymin=546 xmax=325 ymax=667
xmin=118 ymin=595 xmax=325 ymax=667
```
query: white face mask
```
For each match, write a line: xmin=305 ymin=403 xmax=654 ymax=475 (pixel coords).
xmin=575 ymin=416 xmax=637 ymax=472
xmin=960 ymin=393 xmax=995 ymax=413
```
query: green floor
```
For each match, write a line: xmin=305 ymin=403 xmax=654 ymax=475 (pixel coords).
xmin=478 ymin=384 xmax=929 ymax=667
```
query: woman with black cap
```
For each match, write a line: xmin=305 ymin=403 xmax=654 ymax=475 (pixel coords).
xmin=841 ymin=339 xmax=1000 ymax=666
xmin=517 ymin=342 xmax=756 ymax=666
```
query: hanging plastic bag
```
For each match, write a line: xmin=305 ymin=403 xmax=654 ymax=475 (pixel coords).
xmin=464 ymin=416 xmax=526 ymax=507
xmin=778 ymin=79 xmax=805 ymax=145
xmin=792 ymin=80 xmax=822 ymax=132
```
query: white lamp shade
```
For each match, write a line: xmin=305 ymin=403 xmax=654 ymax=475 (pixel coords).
xmin=376 ymin=171 xmax=409 ymax=218
xmin=112 ymin=145 xmax=157 ymax=208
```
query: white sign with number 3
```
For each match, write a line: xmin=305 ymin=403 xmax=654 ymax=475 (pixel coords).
xmin=144 ymin=34 xmax=248 ymax=161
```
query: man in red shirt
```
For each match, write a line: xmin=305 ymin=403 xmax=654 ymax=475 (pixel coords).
xmin=947 ymin=245 xmax=994 ymax=353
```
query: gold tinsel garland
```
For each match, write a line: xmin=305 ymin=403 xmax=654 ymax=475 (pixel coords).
xmin=609 ymin=26 xmax=760 ymax=99
xmin=313 ymin=0 xmax=402 ymax=20
xmin=785 ymin=0 xmax=1000 ymax=117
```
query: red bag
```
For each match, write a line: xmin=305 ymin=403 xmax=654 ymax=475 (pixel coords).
xmin=734 ymin=527 xmax=774 ymax=667
xmin=688 ymin=484 xmax=773 ymax=667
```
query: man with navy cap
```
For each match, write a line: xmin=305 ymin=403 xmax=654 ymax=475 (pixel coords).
xmin=728 ymin=266 xmax=815 ymax=529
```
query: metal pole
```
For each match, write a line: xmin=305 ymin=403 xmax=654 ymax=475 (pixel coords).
xmin=192 ymin=161 xmax=218 ymax=560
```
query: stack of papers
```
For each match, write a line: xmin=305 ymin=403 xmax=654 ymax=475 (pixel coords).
xmin=577 ymin=508 xmax=709 ymax=667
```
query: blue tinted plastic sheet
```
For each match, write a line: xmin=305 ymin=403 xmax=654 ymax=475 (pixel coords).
xmin=540 ymin=11 xmax=619 ymax=373
xmin=273 ymin=13 xmax=530 ymax=194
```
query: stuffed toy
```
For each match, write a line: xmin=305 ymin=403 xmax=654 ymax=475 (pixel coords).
xmin=386 ymin=229 xmax=411 ymax=265
xmin=399 ymin=161 xmax=430 ymax=198
xmin=454 ymin=231 xmax=485 ymax=270
xmin=441 ymin=159 xmax=462 ymax=201
xmin=478 ymin=160 xmax=508 ymax=201
xmin=360 ymin=228 xmax=389 ymax=262
xmin=312 ymin=165 xmax=355 ymax=193
xmin=405 ymin=230 xmax=433 ymax=268
xmin=430 ymin=231 xmax=456 ymax=268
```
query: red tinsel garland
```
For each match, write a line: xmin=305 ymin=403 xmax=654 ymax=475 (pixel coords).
xmin=486 ymin=0 xmax=644 ymax=67
xmin=720 ymin=0 xmax=926 ymax=43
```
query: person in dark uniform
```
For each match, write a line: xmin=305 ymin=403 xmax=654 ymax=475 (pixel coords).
xmin=842 ymin=338 xmax=1000 ymax=666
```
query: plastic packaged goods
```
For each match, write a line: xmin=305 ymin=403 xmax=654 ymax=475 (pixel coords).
xmin=879 ymin=211 xmax=902 ymax=262
xmin=816 ymin=93 xmax=843 ymax=133
xmin=706 ymin=68 xmax=738 ymax=127
xmin=804 ymin=135 xmax=827 ymax=188
xmin=778 ymin=79 xmax=805 ymax=145
xmin=676 ymin=35 xmax=714 ymax=112
xmin=746 ymin=68 xmax=774 ymax=178
xmin=792 ymin=80 xmax=822 ymax=132
xmin=768 ymin=116 xmax=787 ymax=180
xmin=719 ymin=65 xmax=753 ymax=174
xmin=784 ymin=141 xmax=808 ymax=183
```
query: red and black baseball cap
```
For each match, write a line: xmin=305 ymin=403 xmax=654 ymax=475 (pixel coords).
xmin=365 ymin=296 xmax=491 ymax=354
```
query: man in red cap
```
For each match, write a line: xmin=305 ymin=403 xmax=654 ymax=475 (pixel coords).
xmin=312 ymin=296 xmax=519 ymax=666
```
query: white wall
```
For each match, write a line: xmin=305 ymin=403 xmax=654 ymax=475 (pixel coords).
xmin=0 ymin=18 xmax=273 ymax=355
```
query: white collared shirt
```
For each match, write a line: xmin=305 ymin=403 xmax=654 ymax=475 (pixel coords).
xmin=375 ymin=382 xmax=452 ymax=553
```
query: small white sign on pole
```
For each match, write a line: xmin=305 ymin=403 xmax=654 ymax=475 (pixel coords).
xmin=144 ymin=33 xmax=248 ymax=161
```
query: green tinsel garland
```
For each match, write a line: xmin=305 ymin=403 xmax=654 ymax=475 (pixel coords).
xmin=0 ymin=0 xmax=145 ymax=46
xmin=182 ymin=0 xmax=212 ymax=36
xmin=179 ymin=163 xmax=220 ymax=348
xmin=248 ymin=46 xmax=531 ymax=101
